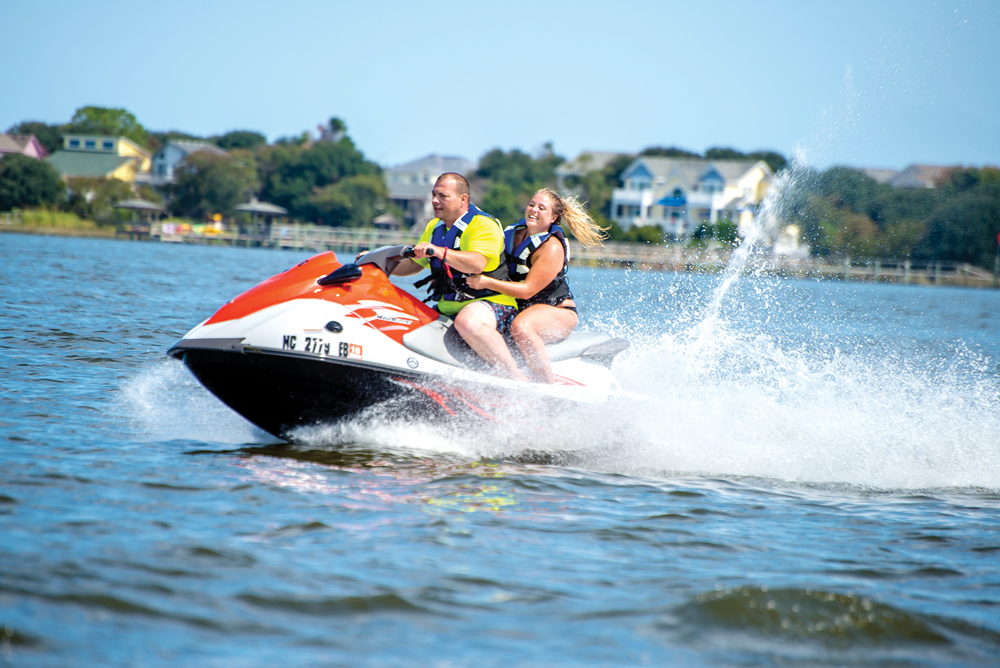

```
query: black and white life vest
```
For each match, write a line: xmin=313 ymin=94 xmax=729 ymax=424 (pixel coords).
xmin=503 ymin=220 xmax=573 ymax=308
xmin=414 ymin=204 xmax=509 ymax=303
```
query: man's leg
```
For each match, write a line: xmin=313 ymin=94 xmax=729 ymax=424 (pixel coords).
xmin=453 ymin=301 xmax=529 ymax=381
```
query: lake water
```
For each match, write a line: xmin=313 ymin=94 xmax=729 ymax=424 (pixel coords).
xmin=2 ymin=231 xmax=999 ymax=666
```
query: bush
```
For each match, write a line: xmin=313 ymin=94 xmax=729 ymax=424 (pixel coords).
xmin=0 ymin=155 xmax=64 ymax=211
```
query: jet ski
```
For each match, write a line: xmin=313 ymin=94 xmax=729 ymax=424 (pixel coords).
xmin=168 ymin=245 xmax=628 ymax=440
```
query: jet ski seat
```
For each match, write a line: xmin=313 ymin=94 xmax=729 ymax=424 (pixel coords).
xmin=402 ymin=318 xmax=628 ymax=370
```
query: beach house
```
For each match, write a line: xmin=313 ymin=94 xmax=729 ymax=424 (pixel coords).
xmin=609 ymin=156 xmax=773 ymax=237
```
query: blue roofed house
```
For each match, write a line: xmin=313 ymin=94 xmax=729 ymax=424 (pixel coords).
xmin=385 ymin=154 xmax=476 ymax=229
xmin=609 ymin=157 xmax=773 ymax=238
xmin=151 ymin=139 xmax=226 ymax=185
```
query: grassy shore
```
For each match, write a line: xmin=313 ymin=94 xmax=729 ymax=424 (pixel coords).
xmin=0 ymin=210 xmax=117 ymax=238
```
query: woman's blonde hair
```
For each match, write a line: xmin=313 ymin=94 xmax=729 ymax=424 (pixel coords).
xmin=535 ymin=188 xmax=608 ymax=247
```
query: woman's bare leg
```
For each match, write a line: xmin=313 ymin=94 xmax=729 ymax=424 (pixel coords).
xmin=509 ymin=304 xmax=578 ymax=383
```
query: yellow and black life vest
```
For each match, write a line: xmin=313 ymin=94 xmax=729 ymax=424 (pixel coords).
xmin=414 ymin=204 xmax=509 ymax=303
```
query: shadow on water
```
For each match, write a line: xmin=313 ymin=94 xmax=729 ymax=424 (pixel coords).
xmin=184 ymin=441 xmax=584 ymax=470
xmin=658 ymin=584 xmax=1000 ymax=666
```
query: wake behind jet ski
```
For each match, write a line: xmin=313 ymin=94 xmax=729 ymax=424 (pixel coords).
xmin=168 ymin=245 xmax=628 ymax=440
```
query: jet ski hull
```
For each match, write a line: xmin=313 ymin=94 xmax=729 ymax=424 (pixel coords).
xmin=176 ymin=349 xmax=405 ymax=437
xmin=174 ymin=347 xmax=535 ymax=439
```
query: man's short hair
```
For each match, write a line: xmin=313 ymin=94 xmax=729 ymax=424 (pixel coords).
xmin=436 ymin=172 xmax=470 ymax=197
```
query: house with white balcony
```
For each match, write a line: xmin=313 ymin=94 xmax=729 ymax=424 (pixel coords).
xmin=609 ymin=157 xmax=773 ymax=238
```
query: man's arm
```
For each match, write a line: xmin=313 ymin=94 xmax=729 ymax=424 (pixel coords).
xmin=408 ymin=242 xmax=487 ymax=274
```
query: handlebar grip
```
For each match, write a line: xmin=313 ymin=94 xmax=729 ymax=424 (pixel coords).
xmin=402 ymin=246 xmax=435 ymax=258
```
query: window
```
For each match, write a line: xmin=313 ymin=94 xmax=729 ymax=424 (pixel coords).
xmin=85 ymin=140 xmax=96 ymax=149
xmin=102 ymin=141 xmax=114 ymax=151
xmin=69 ymin=139 xmax=80 ymax=148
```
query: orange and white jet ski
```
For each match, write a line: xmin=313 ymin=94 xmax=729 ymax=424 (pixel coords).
xmin=168 ymin=245 xmax=627 ymax=440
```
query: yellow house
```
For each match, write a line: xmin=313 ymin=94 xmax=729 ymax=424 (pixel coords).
xmin=46 ymin=134 xmax=152 ymax=182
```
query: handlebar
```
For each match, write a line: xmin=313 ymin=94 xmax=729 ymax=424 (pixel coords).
xmin=402 ymin=246 xmax=435 ymax=258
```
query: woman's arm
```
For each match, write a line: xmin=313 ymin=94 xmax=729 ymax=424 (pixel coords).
xmin=466 ymin=237 xmax=563 ymax=299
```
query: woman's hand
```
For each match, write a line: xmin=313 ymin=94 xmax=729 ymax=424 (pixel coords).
xmin=466 ymin=273 xmax=485 ymax=289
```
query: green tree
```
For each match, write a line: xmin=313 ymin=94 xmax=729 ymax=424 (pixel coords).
xmin=816 ymin=167 xmax=881 ymax=212
xmin=150 ymin=130 xmax=205 ymax=146
xmin=790 ymin=193 xmax=835 ymax=257
xmin=868 ymin=187 xmax=939 ymax=230
xmin=476 ymin=146 xmax=562 ymax=194
xmin=704 ymin=146 xmax=745 ymax=160
xmin=308 ymin=173 xmax=388 ymax=227
xmin=171 ymin=150 xmax=259 ymax=220
xmin=918 ymin=172 xmax=1000 ymax=268
xmin=746 ymin=150 xmax=787 ymax=173
xmin=639 ymin=146 xmax=700 ymax=158
xmin=65 ymin=106 xmax=150 ymax=148
xmin=565 ymin=153 xmax=633 ymax=222
xmin=623 ymin=224 xmax=666 ymax=244
xmin=64 ymin=177 xmax=135 ymax=224
xmin=875 ymin=218 xmax=925 ymax=258
xmin=704 ymin=146 xmax=788 ymax=172
xmin=5 ymin=121 xmax=63 ymax=154
xmin=318 ymin=117 xmax=347 ymax=142
xmin=0 ymin=155 xmax=64 ymax=210
xmin=258 ymin=138 xmax=380 ymax=221
xmin=215 ymin=130 xmax=267 ymax=151
xmin=687 ymin=221 xmax=713 ymax=248
xmin=715 ymin=218 xmax=739 ymax=247
xmin=481 ymin=182 xmax=520 ymax=225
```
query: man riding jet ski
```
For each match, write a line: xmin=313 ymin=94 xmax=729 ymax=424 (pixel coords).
xmin=168 ymin=245 xmax=629 ymax=440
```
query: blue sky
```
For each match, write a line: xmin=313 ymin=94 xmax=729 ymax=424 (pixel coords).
xmin=2 ymin=0 xmax=997 ymax=170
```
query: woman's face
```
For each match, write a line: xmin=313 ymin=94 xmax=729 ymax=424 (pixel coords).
xmin=525 ymin=191 xmax=558 ymax=227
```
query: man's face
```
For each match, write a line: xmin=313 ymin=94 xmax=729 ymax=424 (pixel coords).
xmin=431 ymin=177 xmax=467 ymax=223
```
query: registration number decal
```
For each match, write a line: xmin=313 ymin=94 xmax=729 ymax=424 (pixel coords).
xmin=282 ymin=335 xmax=361 ymax=359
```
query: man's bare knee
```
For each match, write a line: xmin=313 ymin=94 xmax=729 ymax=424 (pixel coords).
xmin=454 ymin=303 xmax=494 ymax=336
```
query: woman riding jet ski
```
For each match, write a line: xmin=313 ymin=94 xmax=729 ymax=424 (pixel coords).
xmin=168 ymin=245 xmax=628 ymax=440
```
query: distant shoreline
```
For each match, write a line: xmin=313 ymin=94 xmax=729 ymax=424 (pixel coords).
xmin=1 ymin=225 xmax=116 ymax=240
xmin=2 ymin=224 xmax=995 ymax=289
